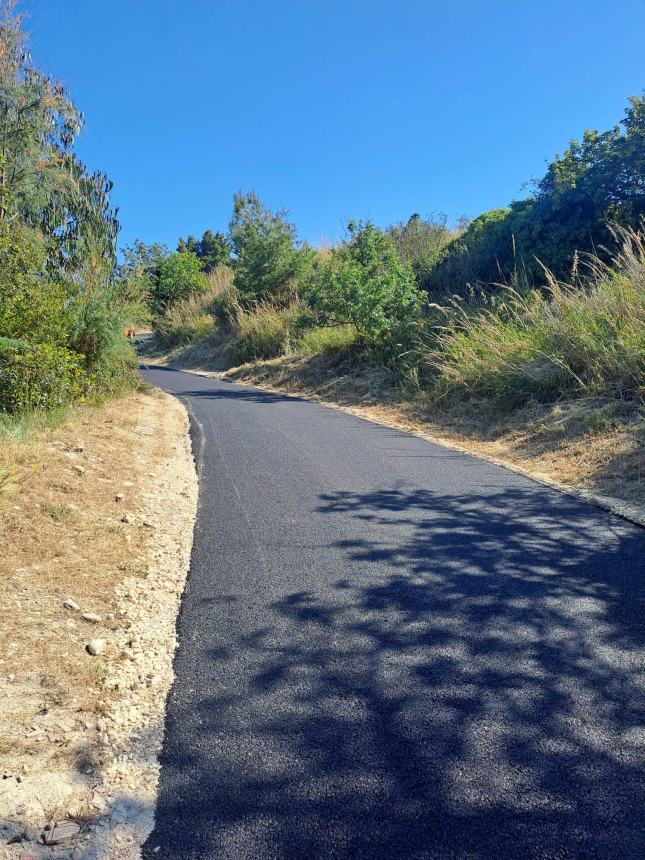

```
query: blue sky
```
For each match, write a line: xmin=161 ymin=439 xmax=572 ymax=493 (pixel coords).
xmin=26 ymin=0 xmax=645 ymax=251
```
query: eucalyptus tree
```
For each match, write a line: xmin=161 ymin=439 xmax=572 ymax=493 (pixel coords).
xmin=0 ymin=3 xmax=118 ymax=275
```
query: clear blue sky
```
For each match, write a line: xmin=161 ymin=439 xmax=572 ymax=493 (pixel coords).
xmin=26 ymin=0 xmax=645 ymax=251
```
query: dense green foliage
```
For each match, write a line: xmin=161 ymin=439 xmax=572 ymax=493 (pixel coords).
xmin=307 ymin=221 xmax=425 ymax=351
xmin=0 ymin=338 xmax=86 ymax=413
xmin=178 ymin=229 xmax=230 ymax=272
xmin=0 ymin=222 xmax=68 ymax=344
xmin=426 ymin=96 xmax=645 ymax=295
xmin=0 ymin=6 xmax=134 ymax=417
xmin=150 ymin=251 xmax=207 ymax=314
xmin=229 ymin=190 xmax=311 ymax=301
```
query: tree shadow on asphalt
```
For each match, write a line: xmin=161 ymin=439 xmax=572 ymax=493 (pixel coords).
xmin=178 ymin=387 xmax=302 ymax=404
xmin=144 ymin=486 xmax=645 ymax=859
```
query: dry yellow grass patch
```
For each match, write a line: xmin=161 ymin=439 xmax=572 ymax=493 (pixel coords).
xmin=1 ymin=395 xmax=158 ymax=704
xmin=0 ymin=388 xmax=196 ymax=843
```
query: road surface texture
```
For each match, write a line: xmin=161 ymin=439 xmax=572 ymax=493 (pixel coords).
xmin=141 ymin=366 xmax=645 ymax=860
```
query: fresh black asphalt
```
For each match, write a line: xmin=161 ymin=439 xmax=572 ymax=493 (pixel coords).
xmin=141 ymin=365 xmax=645 ymax=860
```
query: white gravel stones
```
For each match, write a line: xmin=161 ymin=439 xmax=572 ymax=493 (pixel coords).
xmin=121 ymin=513 xmax=135 ymax=524
xmin=63 ymin=598 xmax=80 ymax=611
xmin=86 ymin=639 xmax=105 ymax=656
xmin=81 ymin=612 xmax=102 ymax=624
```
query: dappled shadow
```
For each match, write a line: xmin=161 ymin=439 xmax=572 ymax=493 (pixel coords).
xmin=171 ymin=386 xmax=303 ymax=405
xmin=144 ymin=485 xmax=645 ymax=858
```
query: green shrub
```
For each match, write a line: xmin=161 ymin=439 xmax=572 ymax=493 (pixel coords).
xmin=387 ymin=213 xmax=462 ymax=286
xmin=0 ymin=222 xmax=70 ymax=345
xmin=229 ymin=190 xmax=312 ymax=302
xmin=0 ymin=340 xmax=87 ymax=413
xmin=307 ymin=221 xmax=425 ymax=353
xmin=424 ymin=227 xmax=645 ymax=408
xmin=151 ymin=251 xmax=207 ymax=314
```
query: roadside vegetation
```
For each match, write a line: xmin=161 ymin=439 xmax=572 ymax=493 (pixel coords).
xmin=0 ymin=6 xmax=143 ymax=431
xmin=138 ymin=96 xmax=644 ymax=505
xmin=1 ymin=0 xmax=642 ymax=503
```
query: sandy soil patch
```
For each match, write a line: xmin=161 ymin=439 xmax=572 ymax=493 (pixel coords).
xmin=0 ymin=389 xmax=197 ymax=859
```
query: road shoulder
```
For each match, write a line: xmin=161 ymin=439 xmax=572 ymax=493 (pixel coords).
xmin=1 ymin=389 xmax=198 ymax=859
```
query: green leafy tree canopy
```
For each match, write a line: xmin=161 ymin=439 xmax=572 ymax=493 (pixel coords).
xmin=151 ymin=250 xmax=206 ymax=314
xmin=229 ymin=190 xmax=308 ymax=302
xmin=177 ymin=229 xmax=230 ymax=272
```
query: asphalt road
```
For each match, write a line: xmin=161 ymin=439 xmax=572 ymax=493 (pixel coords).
xmin=141 ymin=365 xmax=645 ymax=860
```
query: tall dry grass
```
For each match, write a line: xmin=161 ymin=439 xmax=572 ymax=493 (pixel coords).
xmin=229 ymin=301 xmax=302 ymax=363
xmin=155 ymin=265 xmax=234 ymax=346
xmin=424 ymin=226 xmax=645 ymax=408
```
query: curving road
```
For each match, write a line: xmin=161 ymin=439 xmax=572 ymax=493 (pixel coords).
xmin=141 ymin=365 xmax=645 ymax=860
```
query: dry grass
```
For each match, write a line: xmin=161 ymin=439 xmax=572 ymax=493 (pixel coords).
xmin=0 ymin=390 xmax=191 ymax=819
xmin=155 ymin=264 xmax=234 ymax=347
xmin=425 ymin=225 xmax=645 ymax=406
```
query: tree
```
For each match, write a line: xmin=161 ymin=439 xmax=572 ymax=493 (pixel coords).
xmin=0 ymin=4 xmax=118 ymax=276
xmin=0 ymin=3 xmax=132 ymax=410
xmin=425 ymin=96 xmax=645 ymax=295
xmin=0 ymin=3 xmax=80 ymax=224
xmin=228 ymin=190 xmax=307 ymax=301
xmin=308 ymin=221 xmax=424 ymax=349
xmin=177 ymin=229 xmax=230 ymax=272
xmin=150 ymin=251 xmax=206 ymax=314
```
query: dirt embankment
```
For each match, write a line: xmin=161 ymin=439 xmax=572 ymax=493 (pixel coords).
xmin=0 ymin=389 xmax=197 ymax=859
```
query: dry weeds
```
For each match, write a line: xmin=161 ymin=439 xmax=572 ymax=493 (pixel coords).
xmin=0 ymin=389 xmax=198 ymax=857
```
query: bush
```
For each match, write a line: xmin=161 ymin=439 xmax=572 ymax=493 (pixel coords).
xmin=307 ymin=221 xmax=425 ymax=353
xmin=424 ymin=227 xmax=645 ymax=408
xmin=0 ymin=222 xmax=70 ymax=345
xmin=387 ymin=213 xmax=462 ymax=286
xmin=151 ymin=251 xmax=207 ymax=314
xmin=423 ymin=208 xmax=520 ymax=296
xmin=0 ymin=339 xmax=87 ymax=413
xmin=229 ymin=190 xmax=311 ymax=302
